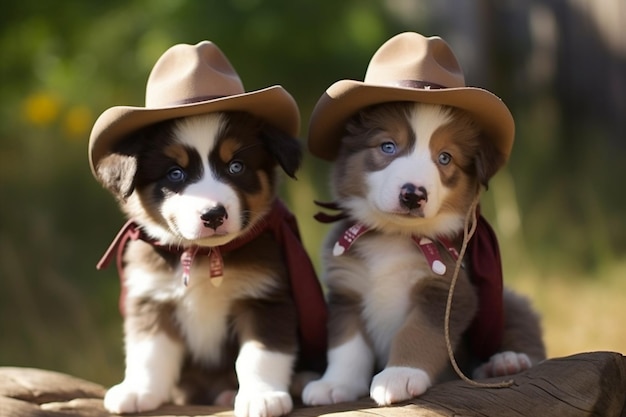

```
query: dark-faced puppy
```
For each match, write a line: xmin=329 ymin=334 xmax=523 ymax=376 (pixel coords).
xmin=303 ymin=102 xmax=545 ymax=406
xmin=96 ymin=112 xmax=303 ymax=417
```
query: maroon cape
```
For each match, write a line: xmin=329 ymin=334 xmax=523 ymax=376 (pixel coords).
xmin=464 ymin=213 xmax=504 ymax=360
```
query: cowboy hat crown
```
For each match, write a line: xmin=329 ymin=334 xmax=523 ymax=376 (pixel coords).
xmin=89 ymin=41 xmax=300 ymax=175
xmin=308 ymin=32 xmax=514 ymax=174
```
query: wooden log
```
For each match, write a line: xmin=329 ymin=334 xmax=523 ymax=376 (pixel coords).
xmin=1 ymin=351 xmax=624 ymax=417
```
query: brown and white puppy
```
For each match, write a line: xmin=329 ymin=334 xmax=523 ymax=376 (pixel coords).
xmin=303 ymin=102 xmax=545 ymax=406
xmin=96 ymin=111 xmax=302 ymax=417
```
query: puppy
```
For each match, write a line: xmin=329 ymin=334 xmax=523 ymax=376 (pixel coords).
xmin=95 ymin=112 xmax=306 ymax=417
xmin=303 ymin=102 xmax=545 ymax=406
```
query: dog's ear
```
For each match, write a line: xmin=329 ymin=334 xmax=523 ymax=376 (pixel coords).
xmin=95 ymin=134 xmax=143 ymax=200
xmin=260 ymin=125 xmax=302 ymax=179
xmin=96 ymin=152 xmax=137 ymax=200
xmin=474 ymin=135 xmax=506 ymax=189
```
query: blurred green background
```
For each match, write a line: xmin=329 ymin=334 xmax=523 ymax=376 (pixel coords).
xmin=1 ymin=0 xmax=625 ymax=387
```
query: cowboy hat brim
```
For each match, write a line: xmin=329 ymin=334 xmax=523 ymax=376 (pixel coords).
xmin=307 ymin=80 xmax=515 ymax=164
xmin=89 ymin=85 xmax=299 ymax=175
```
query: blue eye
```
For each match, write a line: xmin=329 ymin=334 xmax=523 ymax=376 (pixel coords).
xmin=228 ymin=160 xmax=245 ymax=175
xmin=166 ymin=166 xmax=187 ymax=183
xmin=380 ymin=141 xmax=397 ymax=155
xmin=438 ymin=152 xmax=452 ymax=165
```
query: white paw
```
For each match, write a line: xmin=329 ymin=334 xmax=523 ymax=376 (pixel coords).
xmin=103 ymin=381 xmax=168 ymax=413
xmin=370 ymin=367 xmax=431 ymax=406
xmin=302 ymin=379 xmax=368 ymax=406
xmin=473 ymin=351 xmax=532 ymax=379
xmin=234 ymin=390 xmax=292 ymax=417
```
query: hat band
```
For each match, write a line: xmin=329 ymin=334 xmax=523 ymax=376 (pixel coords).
xmin=391 ymin=80 xmax=447 ymax=90
xmin=169 ymin=95 xmax=228 ymax=106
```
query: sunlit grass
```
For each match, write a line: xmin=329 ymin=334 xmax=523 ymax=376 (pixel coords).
xmin=506 ymin=261 xmax=626 ymax=358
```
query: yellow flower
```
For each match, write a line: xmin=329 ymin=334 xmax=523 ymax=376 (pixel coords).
xmin=63 ymin=105 xmax=93 ymax=139
xmin=22 ymin=92 xmax=61 ymax=126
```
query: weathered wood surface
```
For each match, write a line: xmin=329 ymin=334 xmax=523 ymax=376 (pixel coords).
xmin=1 ymin=351 xmax=625 ymax=417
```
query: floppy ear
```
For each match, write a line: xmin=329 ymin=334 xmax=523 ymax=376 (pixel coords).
xmin=260 ymin=125 xmax=302 ymax=179
xmin=96 ymin=153 xmax=137 ymax=200
xmin=474 ymin=135 xmax=506 ymax=189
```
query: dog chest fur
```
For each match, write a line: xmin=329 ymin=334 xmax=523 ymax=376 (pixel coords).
xmin=123 ymin=237 xmax=287 ymax=366
xmin=324 ymin=230 xmax=435 ymax=367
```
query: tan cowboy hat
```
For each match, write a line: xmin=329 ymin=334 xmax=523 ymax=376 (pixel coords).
xmin=308 ymin=32 xmax=514 ymax=169
xmin=89 ymin=41 xmax=300 ymax=175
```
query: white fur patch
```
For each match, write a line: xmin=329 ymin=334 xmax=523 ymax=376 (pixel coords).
xmin=409 ymin=104 xmax=455 ymax=145
xmin=234 ymin=341 xmax=295 ymax=417
xmin=104 ymin=332 xmax=184 ymax=413
xmin=175 ymin=281 xmax=230 ymax=365
xmin=174 ymin=113 xmax=224 ymax=163
xmin=124 ymin=263 xmax=182 ymax=301
xmin=176 ymin=262 xmax=279 ymax=365
xmin=366 ymin=147 xmax=438 ymax=213
xmin=357 ymin=234 xmax=431 ymax=365
xmin=163 ymin=177 xmax=242 ymax=242
xmin=302 ymin=333 xmax=373 ymax=405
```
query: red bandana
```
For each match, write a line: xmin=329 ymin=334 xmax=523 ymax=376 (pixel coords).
xmin=97 ymin=200 xmax=328 ymax=366
xmin=315 ymin=202 xmax=503 ymax=361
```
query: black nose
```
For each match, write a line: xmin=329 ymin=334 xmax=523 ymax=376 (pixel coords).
xmin=200 ymin=205 xmax=228 ymax=230
xmin=399 ymin=183 xmax=427 ymax=210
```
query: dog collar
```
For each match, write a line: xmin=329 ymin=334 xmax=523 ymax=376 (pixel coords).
xmin=332 ymin=222 xmax=460 ymax=275
xmin=96 ymin=221 xmax=226 ymax=287
xmin=97 ymin=201 xmax=305 ymax=287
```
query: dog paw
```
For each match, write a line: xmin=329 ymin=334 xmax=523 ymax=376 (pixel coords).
xmin=103 ymin=381 xmax=167 ymax=413
xmin=370 ymin=367 xmax=431 ymax=406
xmin=302 ymin=379 xmax=368 ymax=406
xmin=473 ymin=351 xmax=532 ymax=379
xmin=234 ymin=390 xmax=292 ymax=417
